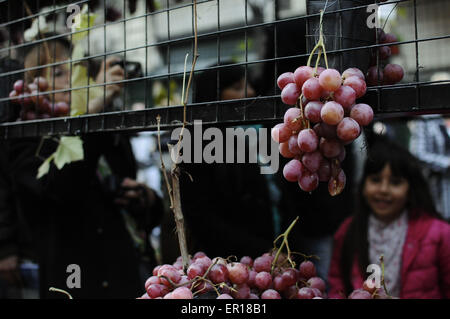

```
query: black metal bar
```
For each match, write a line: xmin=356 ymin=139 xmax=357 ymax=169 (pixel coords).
xmin=1 ymin=81 xmax=449 ymax=138
xmin=1 ymin=0 xmax=449 ymax=139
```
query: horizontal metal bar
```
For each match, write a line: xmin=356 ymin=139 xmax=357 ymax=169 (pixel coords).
xmin=1 ymin=82 xmax=449 ymax=139
xmin=0 ymin=0 xmax=412 ymax=55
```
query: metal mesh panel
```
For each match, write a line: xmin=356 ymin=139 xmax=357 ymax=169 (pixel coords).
xmin=0 ymin=0 xmax=449 ymax=138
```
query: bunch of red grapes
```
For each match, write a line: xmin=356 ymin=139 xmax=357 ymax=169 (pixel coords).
xmin=366 ymin=28 xmax=404 ymax=86
xmin=9 ymin=77 xmax=69 ymax=120
xmin=273 ymin=66 xmax=374 ymax=196
xmin=138 ymin=251 xmax=328 ymax=299
xmin=346 ymin=278 xmax=394 ymax=299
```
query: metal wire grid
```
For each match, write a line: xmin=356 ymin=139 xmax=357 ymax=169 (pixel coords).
xmin=0 ymin=0 xmax=449 ymax=139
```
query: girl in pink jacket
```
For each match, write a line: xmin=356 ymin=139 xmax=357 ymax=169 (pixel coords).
xmin=328 ymin=134 xmax=450 ymax=299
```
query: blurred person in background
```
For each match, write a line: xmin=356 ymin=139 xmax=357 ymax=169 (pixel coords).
xmin=0 ymin=30 xmax=163 ymax=298
xmin=328 ymin=134 xmax=450 ymax=299
xmin=160 ymin=62 xmax=275 ymax=263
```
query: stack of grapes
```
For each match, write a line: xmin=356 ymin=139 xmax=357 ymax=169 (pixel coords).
xmin=139 ymin=251 xmax=328 ymax=299
xmin=273 ymin=66 xmax=374 ymax=196
xmin=9 ymin=77 xmax=69 ymax=120
xmin=366 ymin=28 xmax=404 ymax=87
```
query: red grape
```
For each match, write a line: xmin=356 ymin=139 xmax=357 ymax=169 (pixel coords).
xmin=279 ymin=142 xmax=296 ymax=158
xmin=145 ymin=276 xmax=161 ymax=291
xmin=348 ymin=289 xmax=372 ymax=299
xmin=253 ymin=255 xmax=273 ymax=273
xmin=171 ymin=287 xmax=193 ymax=299
xmin=333 ymin=85 xmax=356 ymax=110
xmin=158 ymin=266 xmax=181 ymax=287
xmin=343 ymin=76 xmax=366 ymax=98
xmin=240 ymin=256 xmax=253 ymax=268
xmin=318 ymin=69 xmax=342 ymax=92
xmin=342 ymin=68 xmax=365 ymax=81
xmin=299 ymin=261 xmax=317 ymax=279
xmin=271 ymin=123 xmax=291 ymax=143
xmin=195 ymin=256 xmax=212 ymax=270
xmin=227 ymin=263 xmax=249 ymax=285
xmin=297 ymin=129 xmax=319 ymax=153
xmin=13 ymin=80 xmax=24 ymax=93
xmin=328 ymin=169 xmax=346 ymax=196
xmin=302 ymin=151 xmax=323 ymax=173
xmin=320 ymin=101 xmax=344 ymax=125
xmin=217 ymin=294 xmax=233 ymax=299
xmin=273 ymin=276 xmax=288 ymax=292
xmin=378 ymin=46 xmax=391 ymax=60
xmin=297 ymin=287 xmax=315 ymax=299
xmin=255 ymin=271 xmax=272 ymax=291
xmin=320 ymin=138 xmax=343 ymax=158
xmin=53 ymin=102 xmax=70 ymax=117
xmin=284 ymin=107 xmax=303 ymax=131
xmin=283 ymin=159 xmax=304 ymax=182
xmin=193 ymin=251 xmax=206 ymax=260
xmin=317 ymin=159 xmax=331 ymax=182
xmin=304 ymin=101 xmax=323 ymax=123
xmin=248 ymin=270 xmax=257 ymax=288
xmin=281 ymin=269 xmax=297 ymax=287
xmin=147 ymin=284 xmax=169 ymax=298
xmin=302 ymin=77 xmax=322 ymax=101
xmin=350 ymin=103 xmax=374 ymax=126
xmin=277 ymin=72 xmax=295 ymax=90
xmin=337 ymin=117 xmax=361 ymax=142
xmin=294 ymin=66 xmax=314 ymax=88
xmin=307 ymin=277 xmax=326 ymax=293
xmin=261 ymin=289 xmax=281 ymax=299
xmin=34 ymin=76 xmax=49 ymax=91
xmin=288 ymin=134 xmax=303 ymax=155
xmin=231 ymin=283 xmax=250 ymax=299
xmin=298 ymin=169 xmax=319 ymax=192
xmin=281 ymin=83 xmax=301 ymax=105
xmin=187 ymin=263 xmax=206 ymax=280
xmin=208 ymin=264 xmax=229 ymax=284
xmin=313 ymin=123 xmax=337 ymax=139
xmin=383 ymin=63 xmax=404 ymax=85
xmin=366 ymin=66 xmax=383 ymax=86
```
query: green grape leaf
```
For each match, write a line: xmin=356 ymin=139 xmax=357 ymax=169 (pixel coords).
xmin=53 ymin=136 xmax=84 ymax=170
xmin=37 ymin=154 xmax=55 ymax=179
xmin=70 ymin=64 xmax=103 ymax=116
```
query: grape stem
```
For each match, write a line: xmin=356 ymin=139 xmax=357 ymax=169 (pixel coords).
xmin=295 ymin=94 xmax=310 ymax=130
xmin=156 ymin=0 xmax=199 ymax=272
xmin=379 ymin=255 xmax=392 ymax=298
xmin=49 ymin=287 xmax=73 ymax=299
xmin=306 ymin=9 xmax=329 ymax=70
xmin=271 ymin=216 xmax=299 ymax=274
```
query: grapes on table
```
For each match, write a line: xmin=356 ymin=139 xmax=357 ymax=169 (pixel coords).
xmin=139 ymin=250 xmax=328 ymax=300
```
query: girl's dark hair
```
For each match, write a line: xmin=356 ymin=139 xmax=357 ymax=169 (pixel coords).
xmin=194 ymin=62 xmax=247 ymax=103
xmin=339 ymin=133 xmax=441 ymax=295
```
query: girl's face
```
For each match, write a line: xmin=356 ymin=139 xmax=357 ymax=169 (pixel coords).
xmin=221 ymin=78 xmax=256 ymax=101
xmin=362 ymin=163 xmax=410 ymax=222
xmin=46 ymin=61 xmax=71 ymax=104
xmin=25 ymin=42 xmax=71 ymax=104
